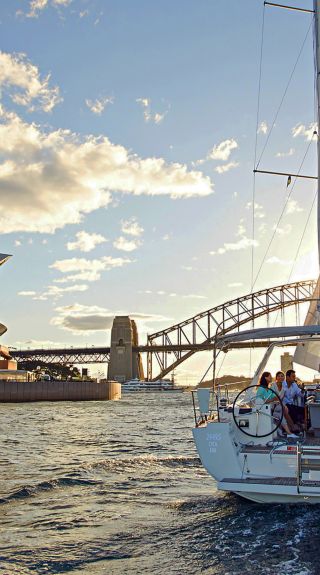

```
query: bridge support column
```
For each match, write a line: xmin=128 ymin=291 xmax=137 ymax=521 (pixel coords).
xmin=107 ymin=316 xmax=144 ymax=382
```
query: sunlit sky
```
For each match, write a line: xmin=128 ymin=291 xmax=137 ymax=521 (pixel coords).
xmin=0 ymin=0 xmax=318 ymax=381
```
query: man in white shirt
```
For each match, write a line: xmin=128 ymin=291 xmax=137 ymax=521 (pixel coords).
xmin=283 ymin=369 xmax=305 ymax=427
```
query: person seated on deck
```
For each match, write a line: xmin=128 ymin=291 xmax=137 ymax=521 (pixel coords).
xmin=271 ymin=371 xmax=296 ymax=433
xmin=257 ymin=372 xmax=298 ymax=438
xmin=283 ymin=369 xmax=305 ymax=429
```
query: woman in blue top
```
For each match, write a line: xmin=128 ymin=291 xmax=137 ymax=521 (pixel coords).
xmin=256 ymin=372 xmax=276 ymax=401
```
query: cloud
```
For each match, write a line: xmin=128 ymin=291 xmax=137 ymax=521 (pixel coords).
xmin=228 ymin=282 xmax=243 ymax=288
xmin=113 ymin=236 xmax=142 ymax=252
xmin=274 ymin=223 xmax=292 ymax=236
xmin=215 ymin=161 xmax=239 ymax=174
xmin=0 ymin=51 xmax=61 ymax=112
xmin=67 ymin=231 xmax=108 ymax=252
xmin=246 ymin=202 xmax=265 ymax=219
xmin=34 ymin=284 xmax=89 ymax=300
xmin=139 ymin=290 xmax=207 ymax=300
xmin=266 ymin=256 xmax=293 ymax=265
xmin=136 ymin=98 xmax=168 ymax=124
xmin=286 ymin=199 xmax=303 ymax=215
xmin=276 ymin=148 xmax=295 ymax=158
xmin=194 ymin=138 xmax=239 ymax=167
xmin=207 ymin=139 xmax=238 ymax=161
xmin=292 ymin=123 xmax=317 ymax=141
xmin=258 ymin=121 xmax=268 ymax=135
xmin=210 ymin=222 xmax=258 ymax=255
xmin=18 ymin=290 xmax=36 ymax=296
xmin=211 ymin=236 xmax=258 ymax=255
xmin=0 ymin=108 xmax=213 ymax=234
xmin=51 ymin=303 xmax=169 ymax=333
xmin=85 ymin=96 xmax=113 ymax=115
xmin=25 ymin=0 xmax=72 ymax=18
xmin=50 ymin=255 xmax=132 ymax=282
xmin=121 ymin=217 xmax=144 ymax=237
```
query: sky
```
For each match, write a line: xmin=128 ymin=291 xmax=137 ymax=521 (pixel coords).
xmin=0 ymin=0 xmax=318 ymax=382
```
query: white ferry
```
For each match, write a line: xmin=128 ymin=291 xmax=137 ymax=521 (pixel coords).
xmin=121 ymin=378 xmax=175 ymax=392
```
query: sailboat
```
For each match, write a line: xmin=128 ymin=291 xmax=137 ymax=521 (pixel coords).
xmin=192 ymin=0 xmax=320 ymax=504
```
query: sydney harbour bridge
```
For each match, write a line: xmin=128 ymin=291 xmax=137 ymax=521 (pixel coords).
xmin=9 ymin=278 xmax=319 ymax=381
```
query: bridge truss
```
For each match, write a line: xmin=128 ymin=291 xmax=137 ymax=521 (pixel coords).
xmin=11 ymin=347 xmax=111 ymax=365
xmin=147 ymin=279 xmax=318 ymax=380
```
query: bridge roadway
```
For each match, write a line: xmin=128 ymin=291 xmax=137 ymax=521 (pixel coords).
xmin=11 ymin=340 xmax=290 ymax=365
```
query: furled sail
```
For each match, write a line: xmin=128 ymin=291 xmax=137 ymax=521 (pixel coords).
xmin=293 ymin=277 xmax=320 ymax=371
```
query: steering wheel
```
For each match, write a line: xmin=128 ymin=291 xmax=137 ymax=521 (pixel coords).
xmin=232 ymin=384 xmax=284 ymax=438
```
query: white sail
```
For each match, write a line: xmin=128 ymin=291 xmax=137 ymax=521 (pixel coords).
xmin=293 ymin=277 xmax=320 ymax=370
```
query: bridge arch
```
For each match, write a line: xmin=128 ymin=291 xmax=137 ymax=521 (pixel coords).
xmin=147 ymin=279 xmax=318 ymax=380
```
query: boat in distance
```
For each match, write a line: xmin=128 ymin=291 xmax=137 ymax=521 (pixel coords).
xmin=121 ymin=378 xmax=180 ymax=392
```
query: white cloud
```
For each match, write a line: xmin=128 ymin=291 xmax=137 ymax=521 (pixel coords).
xmin=228 ymin=282 xmax=243 ymax=288
xmin=215 ymin=161 xmax=239 ymax=174
xmin=136 ymin=97 xmax=168 ymax=124
xmin=276 ymin=148 xmax=295 ymax=158
xmin=37 ymin=284 xmax=89 ymax=300
xmin=85 ymin=96 xmax=113 ymax=115
xmin=121 ymin=217 xmax=144 ymax=237
xmin=14 ymin=240 xmax=21 ymax=246
xmin=207 ymin=139 xmax=238 ymax=161
xmin=113 ymin=236 xmax=141 ymax=252
xmin=50 ymin=255 xmax=132 ymax=282
xmin=51 ymin=303 xmax=169 ymax=333
xmin=182 ymin=294 xmax=207 ymax=299
xmin=274 ymin=223 xmax=292 ymax=236
xmin=0 ymin=106 xmax=213 ymax=234
xmin=67 ymin=231 xmax=107 ymax=252
xmin=210 ymin=236 xmax=258 ymax=255
xmin=266 ymin=256 xmax=293 ymax=265
xmin=246 ymin=202 xmax=265 ymax=219
xmin=292 ymin=123 xmax=317 ymax=141
xmin=0 ymin=51 xmax=61 ymax=112
xmin=236 ymin=221 xmax=246 ymax=236
xmin=26 ymin=0 xmax=72 ymax=18
xmin=286 ymin=199 xmax=303 ymax=215
xmin=18 ymin=290 xmax=36 ymax=296
xmin=258 ymin=121 xmax=268 ymax=135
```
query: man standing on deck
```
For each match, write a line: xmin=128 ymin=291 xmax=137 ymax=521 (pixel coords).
xmin=283 ymin=369 xmax=305 ymax=428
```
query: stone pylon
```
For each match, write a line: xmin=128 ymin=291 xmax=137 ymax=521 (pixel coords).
xmin=107 ymin=316 xmax=144 ymax=382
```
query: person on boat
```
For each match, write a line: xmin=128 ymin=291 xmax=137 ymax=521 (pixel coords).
xmin=257 ymin=372 xmax=298 ymax=437
xmin=256 ymin=372 xmax=275 ymax=402
xmin=271 ymin=371 xmax=295 ymax=433
xmin=282 ymin=369 xmax=305 ymax=428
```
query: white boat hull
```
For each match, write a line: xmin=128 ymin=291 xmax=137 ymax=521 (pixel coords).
xmin=193 ymin=420 xmax=320 ymax=504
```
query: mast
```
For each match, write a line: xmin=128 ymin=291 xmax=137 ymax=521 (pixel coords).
xmin=315 ymin=0 xmax=320 ymax=270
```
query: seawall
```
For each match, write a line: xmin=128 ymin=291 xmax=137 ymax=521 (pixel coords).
xmin=0 ymin=380 xmax=121 ymax=402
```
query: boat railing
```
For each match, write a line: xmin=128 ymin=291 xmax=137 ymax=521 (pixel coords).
xmin=191 ymin=388 xmax=219 ymax=427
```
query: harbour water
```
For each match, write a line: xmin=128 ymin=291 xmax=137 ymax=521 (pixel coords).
xmin=0 ymin=393 xmax=319 ymax=575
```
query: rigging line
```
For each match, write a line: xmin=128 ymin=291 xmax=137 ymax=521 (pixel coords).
xmin=251 ymin=4 xmax=266 ymax=292
xmin=216 ymin=352 xmax=226 ymax=379
xmin=255 ymin=19 xmax=312 ymax=170
xmin=272 ymin=187 xmax=317 ymax=327
xmin=287 ymin=188 xmax=317 ymax=283
xmin=252 ymin=135 xmax=316 ymax=290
